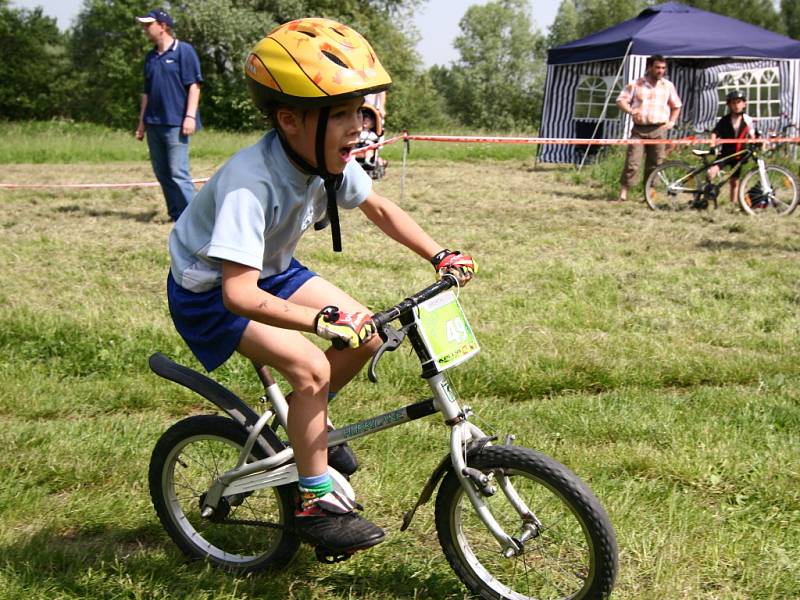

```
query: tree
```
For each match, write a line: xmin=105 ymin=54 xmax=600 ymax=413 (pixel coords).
xmin=573 ymin=0 xmax=645 ymax=38
xmin=440 ymin=0 xmax=545 ymax=131
xmin=547 ymin=0 xmax=579 ymax=48
xmin=678 ymin=0 xmax=785 ymax=34
xmin=783 ymin=0 xmax=800 ymax=39
xmin=67 ymin=0 xmax=155 ymax=128
xmin=173 ymin=0 xmax=273 ymax=130
xmin=245 ymin=0 xmax=433 ymax=130
xmin=0 ymin=1 xmax=69 ymax=120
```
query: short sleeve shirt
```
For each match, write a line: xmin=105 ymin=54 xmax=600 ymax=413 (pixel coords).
xmin=617 ymin=77 xmax=682 ymax=125
xmin=169 ymin=130 xmax=373 ymax=292
xmin=143 ymin=39 xmax=203 ymax=128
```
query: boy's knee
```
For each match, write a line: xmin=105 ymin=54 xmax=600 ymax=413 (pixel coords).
xmin=288 ymin=350 xmax=331 ymax=397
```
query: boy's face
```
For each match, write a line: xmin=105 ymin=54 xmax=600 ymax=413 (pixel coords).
xmin=289 ymin=97 xmax=364 ymax=175
xmin=728 ymin=98 xmax=746 ymax=115
xmin=362 ymin=112 xmax=375 ymax=129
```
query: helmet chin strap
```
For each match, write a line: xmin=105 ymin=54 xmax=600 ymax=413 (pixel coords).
xmin=276 ymin=106 xmax=343 ymax=252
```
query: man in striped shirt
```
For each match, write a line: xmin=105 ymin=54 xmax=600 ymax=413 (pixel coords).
xmin=616 ymin=55 xmax=682 ymax=202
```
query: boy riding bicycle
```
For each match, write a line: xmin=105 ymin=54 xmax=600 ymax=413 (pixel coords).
xmin=707 ymin=89 xmax=757 ymax=204
xmin=165 ymin=18 xmax=475 ymax=555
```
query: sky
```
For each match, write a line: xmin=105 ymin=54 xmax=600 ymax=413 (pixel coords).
xmin=11 ymin=0 xmax=561 ymax=68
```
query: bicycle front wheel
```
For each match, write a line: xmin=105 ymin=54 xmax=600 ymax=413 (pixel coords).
xmin=149 ymin=415 xmax=300 ymax=573
xmin=739 ymin=164 xmax=799 ymax=216
xmin=645 ymin=161 xmax=700 ymax=211
xmin=435 ymin=445 xmax=617 ymax=600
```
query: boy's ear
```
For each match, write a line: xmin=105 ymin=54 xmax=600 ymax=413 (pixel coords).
xmin=276 ymin=107 xmax=302 ymax=135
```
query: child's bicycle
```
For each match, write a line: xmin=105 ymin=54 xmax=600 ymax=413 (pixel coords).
xmin=147 ymin=275 xmax=619 ymax=599
xmin=644 ymin=128 xmax=799 ymax=215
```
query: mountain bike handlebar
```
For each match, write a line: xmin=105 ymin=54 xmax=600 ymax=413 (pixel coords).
xmin=371 ymin=274 xmax=458 ymax=331
xmin=365 ymin=274 xmax=460 ymax=383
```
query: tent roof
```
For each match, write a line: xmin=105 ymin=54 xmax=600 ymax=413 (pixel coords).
xmin=548 ymin=2 xmax=800 ymax=64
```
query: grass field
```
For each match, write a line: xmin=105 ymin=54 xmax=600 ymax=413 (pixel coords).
xmin=1 ymin=123 xmax=799 ymax=599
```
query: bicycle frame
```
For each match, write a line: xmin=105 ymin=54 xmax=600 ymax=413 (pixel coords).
xmin=180 ymin=278 xmax=528 ymax=557
xmin=676 ymin=147 xmax=752 ymax=191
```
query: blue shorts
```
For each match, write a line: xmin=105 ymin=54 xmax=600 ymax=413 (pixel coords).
xmin=167 ymin=258 xmax=316 ymax=371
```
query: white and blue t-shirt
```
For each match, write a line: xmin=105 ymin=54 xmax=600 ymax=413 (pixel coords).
xmin=169 ymin=130 xmax=372 ymax=292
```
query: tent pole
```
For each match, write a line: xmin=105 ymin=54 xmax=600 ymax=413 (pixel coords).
xmin=577 ymin=41 xmax=634 ymax=171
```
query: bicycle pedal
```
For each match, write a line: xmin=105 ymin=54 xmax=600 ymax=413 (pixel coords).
xmin=314 ymin=545 xmax=355 ymax=564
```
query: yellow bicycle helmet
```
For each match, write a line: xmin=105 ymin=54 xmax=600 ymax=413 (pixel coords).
xmin=245 ymin=17 xmax=392 ymax=110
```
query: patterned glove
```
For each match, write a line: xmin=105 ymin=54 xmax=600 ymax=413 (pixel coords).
xmin=431 ymin=249 xmax=477 ymax=281
xmin=315 ymin=306 xmax=376 ymax=349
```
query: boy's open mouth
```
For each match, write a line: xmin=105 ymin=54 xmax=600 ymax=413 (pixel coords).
xmin=339 ymin=143 xmax=357 ymax=162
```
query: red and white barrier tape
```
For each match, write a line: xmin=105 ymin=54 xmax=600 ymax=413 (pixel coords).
xmin=2 ymin=132 xmax=797 ymax=190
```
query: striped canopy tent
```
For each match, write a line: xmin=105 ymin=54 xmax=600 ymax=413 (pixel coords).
xmin=539 ymin=2 xmax=800 ymax=164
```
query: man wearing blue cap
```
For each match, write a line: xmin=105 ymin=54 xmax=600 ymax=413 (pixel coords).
xmin=135 ymin=8 xmax=203 ymax=221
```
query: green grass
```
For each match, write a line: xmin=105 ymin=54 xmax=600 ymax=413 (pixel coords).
xmin=1 ymin=125 xmax=799 ymax=599
xmin=0 ymin=120 xmax=537 ymax=165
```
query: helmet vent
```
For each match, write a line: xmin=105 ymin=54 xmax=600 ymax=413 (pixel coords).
xmin=330 ymin=27 xmax=346 ymax=37
xmin=299 ymin=30 xmax=316 ymax=37
xmin=322 ymin=50 xmax=348 ymax=68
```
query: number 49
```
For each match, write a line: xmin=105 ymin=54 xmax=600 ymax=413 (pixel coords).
xmin=445 ymin=318 xmax=467 ymax=343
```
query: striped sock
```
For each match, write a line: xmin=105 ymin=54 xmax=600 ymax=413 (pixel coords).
xmin=298 ymin=472 xmax=333 ymax=504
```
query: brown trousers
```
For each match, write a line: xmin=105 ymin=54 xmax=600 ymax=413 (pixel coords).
xmin=620 ymin=124 xmax=667 ymax=187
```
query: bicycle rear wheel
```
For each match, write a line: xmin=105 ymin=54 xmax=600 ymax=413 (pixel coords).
xmin=645 ymin=161 xmax=700 ymax=211
xmin=435 ymin=445 xmax=617 ymax=600
xmin=739 ymin=164 xmax=799 ymax=216
xmin=149 ymin=415 xmax=300 ymax=573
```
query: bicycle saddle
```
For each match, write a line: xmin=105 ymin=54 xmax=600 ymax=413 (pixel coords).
xmin=692 ymin=148 xmax=712 ymax=156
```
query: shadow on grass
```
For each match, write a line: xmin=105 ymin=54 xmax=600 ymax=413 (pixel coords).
xmin=696 ymin=236 xmax=800 ymax=253
xmin=55 ymin=203 xmax=163 ymax=223
xmin=0 ymin=523 xmax=464 ymax=598
xmin=544 ymin=187 xmax=607 ymax=203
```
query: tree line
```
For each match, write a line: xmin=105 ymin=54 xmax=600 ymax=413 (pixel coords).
xmin=2 ymin=0 xmax=799 ymax=134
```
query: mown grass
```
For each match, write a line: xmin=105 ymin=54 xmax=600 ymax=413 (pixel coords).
xmin=0 ymin=120 xmax=536 ymax=165
xmin=1 ymin=125 xmax=799 ymax=599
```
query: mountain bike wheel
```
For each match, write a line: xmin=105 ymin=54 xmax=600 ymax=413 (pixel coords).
xmin=738 ymin=164 xmax=799 ymax=216
xmin=435 ymin=445 xmax=617 ymax=600
xmin=149 ymin=415 xmax=300 ymax=573
xmin=645 ymin=161 xmax=700 ymax=211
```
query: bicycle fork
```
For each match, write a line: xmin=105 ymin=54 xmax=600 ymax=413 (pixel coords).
xmin=431 ymin=373 xmax=536 ymax=558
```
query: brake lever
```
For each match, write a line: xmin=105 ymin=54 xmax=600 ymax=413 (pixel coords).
xmin=368 ymin=325 xmax=408 ymax=383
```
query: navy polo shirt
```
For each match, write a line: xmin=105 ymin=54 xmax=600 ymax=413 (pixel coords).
xmin=143 ymin=39 xmax=203 ymax=128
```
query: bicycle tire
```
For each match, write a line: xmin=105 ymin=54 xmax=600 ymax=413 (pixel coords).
xmin=149 ymin=415 xmax=300 ymax=573
xmin=645 ymin=161 xmax=701 ymax=211
xmin=435 ymin=445 xmax=617 ymax=600
xmin=738 ymin=164 xmax=799 ymax=216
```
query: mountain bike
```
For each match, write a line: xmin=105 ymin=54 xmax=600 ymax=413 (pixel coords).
xmin=148 ymin=275 xmax=619 ymax=599
xmin=644 ymin=130 xmax=799 ymax=215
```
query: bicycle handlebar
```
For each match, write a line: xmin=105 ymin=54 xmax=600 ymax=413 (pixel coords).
xmin=366 ymin=274 xmax=460 ymax=383
xmin=371 ymin=275 xmax=458 ymax=331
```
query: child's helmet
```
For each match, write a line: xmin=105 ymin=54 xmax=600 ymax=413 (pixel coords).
xmin=726 ymin=89 xmax=746 ymax=103
xmin=360 ymin=104 xmax=383 ymax=137
xmin=245 ymin=18 xmax=392 ymax=111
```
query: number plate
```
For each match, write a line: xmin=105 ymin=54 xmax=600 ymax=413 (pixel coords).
xmin=414 ymin=290 xmax=479 ymax=372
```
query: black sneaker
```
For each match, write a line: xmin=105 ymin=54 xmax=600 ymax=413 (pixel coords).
xmin=293 ymin=491 xmax=385 ymax=554
xmin=327 ymin=439 xmax=358 ymax=475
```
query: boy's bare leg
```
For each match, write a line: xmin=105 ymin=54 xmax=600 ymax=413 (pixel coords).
xmin=237 ymin=323 xmax=330 ymax=477
xmin=730 ymin=177 xmax=740 ymax=204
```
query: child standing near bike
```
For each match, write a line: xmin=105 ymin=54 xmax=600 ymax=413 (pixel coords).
xmin=165 ymin=18 xmax=475 ymax=555
xmin=708 ymin=90 xmax=757 ymax=204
